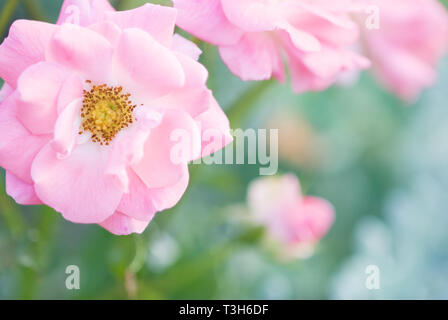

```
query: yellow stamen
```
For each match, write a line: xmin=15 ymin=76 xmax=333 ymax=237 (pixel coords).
xmin=80 ymin=81 xmax=137 ymax=146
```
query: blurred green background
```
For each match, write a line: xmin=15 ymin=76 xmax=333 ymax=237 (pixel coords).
xmin=1 ymin=0 xmax=448 ymax=299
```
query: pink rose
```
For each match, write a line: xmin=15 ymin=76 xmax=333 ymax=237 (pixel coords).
xmin=355 ymin=0 xmax=448 ymax=101
xmin=174 ymin=0 xmax=370 ymax=92
xmin=0 ymin=0 xmax=232 ymax=235
xmin=247 ymin=174 xmax=334 ymax=259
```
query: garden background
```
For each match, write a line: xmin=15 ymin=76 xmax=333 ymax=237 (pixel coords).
xmin=1 ymin=0 xmax=448 ymax=299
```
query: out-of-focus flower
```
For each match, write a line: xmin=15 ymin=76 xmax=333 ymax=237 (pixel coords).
xmin=353 ymin=0 xmax=448 ymax=101
xmin=0 ymin=0 xmax=232 ymax=235
xmin=247 ymin=174 xmax=334 ymax=260
xmin=267 ymin=109 xmax=325 ymax=169
xmin=173 ymin=0 xmax=370 ymax=93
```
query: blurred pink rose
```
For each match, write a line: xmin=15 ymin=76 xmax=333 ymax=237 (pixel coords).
xmin=247 ymin=174 xmax=334 ymax=259
xmin=0 ymin=0 xmax=232 ymax=235
xmin=174 ymin=0 xmax=370 ymax=93
xmin=355 ymin=0 xmax=448 ymax=101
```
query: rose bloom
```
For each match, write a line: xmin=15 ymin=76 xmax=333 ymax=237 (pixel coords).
xmin=174 ymin=0 xmax=370 ymax=93
xmin=247 ymin=174 xmax=334 ymax=260
xmin=354 ymin=0 xmax=448 ymax=101
xmin=0 ymin=0 xmax=232 ymax=235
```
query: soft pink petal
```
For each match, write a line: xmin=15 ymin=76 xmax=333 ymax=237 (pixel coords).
xmin=284 ymin=0 xmax=356 ymax=30
xmin=289 ymin=14 xmax=358 ymax=47
xmin=152 ymin=88 xmax=211 ymax=122
xmin=132 ymin=109 xmax=199 ymax=189
xmin=195 ymin=93 xmax=233 ymax=158
xmin=57 ymin=0 xmax=115 ymax=26
xmin=88 ymin=21 xmax=122 ymax=46
xmin=5 ymin=171 xmax=41 ymax=205
xmin=287 ymin=50 xmax=335 ymax=93
xmin=151 ymin=87 xmax=232 ymax=158
xmin=117 ymin=169 xmax=158 ymax=221
xmin=118 ymin=161 xmax=189 ymax=220
xmin=0 ymin=20 xmax=56 ymax=87
xmin=175 ymin=53 xmax=208 ymax=88
xmin=219 ymin=33 xmax=281 ymax=81
xmin=56 ymin=73 xmax=84 ymax=113
xmin=297 ymin=196 xmax=335 ymax=242
xmin=248 ymin=174 xmax=302 ymax=224
xmin=172 ymin=34 xmax=202 ymax=61
xmin=374 ymin=49 xmax=436 ymax=101
xmin=51 ymin=98 xmax=82 ymax=158
xmin=360 ymin=0 xmax=448 ymax=101
xmin=302 ymin=48 xmax=348 ymax=79
xmin=31 ymin=143 xmax=124 ymax=224
xmin=173 ymin=0 xmax=243 ymax=45
xmin=146 ymin=164 xmax=190 ymax=212
xmin=282 ymin=29 xmax=369 ymax=93
xmin=105 ymin=3 xmax=176 ymax=47
xmin=248 ymin=174 xmax=334 ymax=249
xmin=99 ymin=211 xmax=150 ymax=236
xmin=0 ymin=95 xmax=50 ymax=183
xmin=278 ymin=22 xmax=321 ymax=52
xmin=46 ymin=24 xmax=113 ymax=83
xmin=220 ymin=0 xmax=280 ymax=32
xmin=106 ymin=107 xmax=162 ymax=192
xmin=112 ymin=28 xmax=185 ymax=101
xmin=149 ymin=54 xmax=210 ymax=118
xmin=16 ymin=62 xmax=69 ymax=135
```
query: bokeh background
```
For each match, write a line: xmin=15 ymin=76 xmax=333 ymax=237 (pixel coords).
xmin=1 ymin=0 xmax=448 ymax=299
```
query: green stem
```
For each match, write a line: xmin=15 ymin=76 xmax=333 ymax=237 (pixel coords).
xmin=19 ymin=267 xmax=38 ymax=300
xmin=226 ymin=79 xmax=275 ymax=128
xmin=0 ymin=0 xmax=19 ymax=37
xmin=127 ymin=234 xmax=147 ymax=274
xmin=124 ymin=234 xmax=148 ymax=298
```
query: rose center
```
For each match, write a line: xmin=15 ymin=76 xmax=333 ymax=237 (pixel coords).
xmin=80 ymin=81 xmax=136 ymax=145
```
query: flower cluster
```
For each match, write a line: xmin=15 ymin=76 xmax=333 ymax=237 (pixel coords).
xmin=174 ymin=0 xmax=448 ymax=99
xmin=174 ymin=0 xmax=370 ymax=93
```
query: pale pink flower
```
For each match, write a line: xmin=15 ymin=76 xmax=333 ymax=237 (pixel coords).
xmin=174 ymin=0 xmax=370 ymax=92
xmin=354 ymin=0 xmax=448 ymax=101
xmin=248 ymin=174 xmax=334 ymax=259
xmin=0 ymin=0 xmax=232 ymax=235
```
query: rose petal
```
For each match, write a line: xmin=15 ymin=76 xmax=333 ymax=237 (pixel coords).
xmin=132 ymin=109 xmax=199 ymax=189
xmin=112 ymin=28 xmax=185 ymax=101
xmin=0 ymin=20 xmax=56 ymax=87
xmin=16 ymin=62 xmax=69 ymax=135
xmin=6 ymin=171 xmax=41 ymax=205
xmin=105 ymin=3 xmax=176 ymax=47
xmin=46 ymin=24 xmax=113 ymax=83
xmin=174 ymin=0 xmax=243 ymax=45
xmin=57 ymin=0 xmax=115 ymax=26
xmin=99 ymin=211 xmax=151 ymax=236
xmin=31 ymin=143 xmax=124 ymax=224
xmin=0 ymin=95 xmax=50 ymax=183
